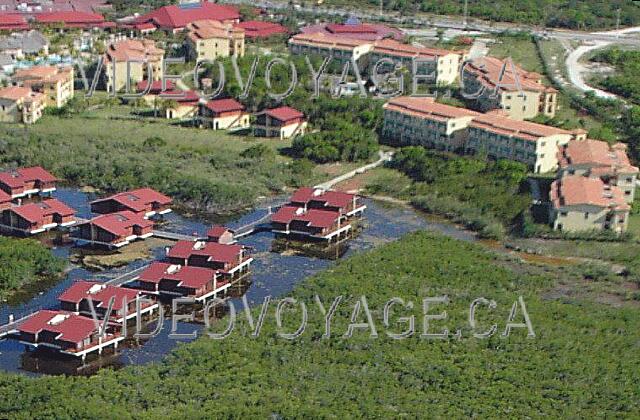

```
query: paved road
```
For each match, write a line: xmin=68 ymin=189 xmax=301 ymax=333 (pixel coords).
xmin=565 ymin=42 xmax=619 ymax=99
xmin=225 ymin=0 xmax=640 ymax=46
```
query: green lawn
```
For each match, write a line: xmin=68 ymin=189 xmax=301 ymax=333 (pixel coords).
xmin=1 ymin=231 xmax=638 ymax=417
xmin=0 ymin=104 xmax=318 ymax=214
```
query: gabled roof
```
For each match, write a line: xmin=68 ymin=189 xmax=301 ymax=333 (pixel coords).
xmin=264 ymin=106 xmax=304 ymax=122
xmin=105 ymin=39 xmax=164 ymax=63
xmin=133 ymin=2 xmax=240 ymax=30
xmin=470 ymin=112 xmax=572 ymax=141
xmin=0 ymin=14 xmax=29 ymax=30
xmin=138 ymin=261 xmax=217 ymax=289
xmin=136 ymin=80 xmax=175 ymax=94
xmin=91 ymin=188 xmax=172 ymax=213
xmin=558 ymin=139 xmax=639 ymax=175
xmin=18 ymin=310 xmax=98 ymax=344
xmin=272 ymin=205 xmax=340 ymax=228
xmin=290 ymin=187 xmax=358 ymax=210
xmin=550 ymin=175 xmax=630 ymax=211
xmin=234 ymin=21 xmax=287 ymax=38
xmin=289 ymin=32 xmax=371 ymax=51
xmin=0 ymin=166 xmax=57 ymax=189
xmin=372 ymin=39 xmax=458 ymax=60
xmin=464 ymin=56 xmax=556 ymax=94
xmin=34 ymin=11 xmax=106 ymax=25
xmin=384 ymin=96 xmax=479 ymax=122
xmin=0 ymin=85 xmax=33 ymax=101
xmin=204 ymin=98 xmax=244 ymax=113
xmin=11 ymin=199 xmax=75 ymax=223
xmin=86 ymin=211 xmax=153 ymax=237
xmin=58 ymin=281 xmax=140 ymax=311
xmin=207 ymin=225 xmax=234 ymax=238
xmin=301 ymin=21 xmax=403 ymax=41
xmin=186 ymin=19 xmax=242 ymax=42
xmin=167 ymin=240 xmax=243 ymax=264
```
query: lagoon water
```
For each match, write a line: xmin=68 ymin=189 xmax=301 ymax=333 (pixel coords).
xmin=0 ymin=187 xmax=475 ymax=376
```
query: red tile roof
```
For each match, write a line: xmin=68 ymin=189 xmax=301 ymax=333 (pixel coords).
xmin=34 ymin=11 xmax=108 ymax=27
xmin=204 ymin=98 xmax=244 ymax=113
xmin=58 ymin=281 xmax=140 ymax=311
xmin=558 ymin=140 xmax=639 ymax=175
xmin=0 ymin=166 xmax=57 ymax=189
xmin=136 ymin=80 xmax=175 ymax=94
xmin=133 ymin=2 xmax=240 ymax=30
xmin=207 ymin=225 xmax=233 ymax=238
xmin=290 ymin=187 xmax=358 ymax=210
xmin=372 ymin=38 xmax=457 ymax=60
xmin=88 ymin=211 xmax=153 ymax=237
xmin=470 ymin=112 xmax=572 ymax=141
xmin=163 ymin=89 xmax=200 ymax=104
xmin=465 ymin=56 xmax=556 ymax=94
xmin=234 ymin=21 xmax=287 ymax=38
xmin=264 ymin=106 xmax=304 ymax=122
xmin=167 ymin=240 xmax=243 ymax=264
xmin=301 ymin=22 xmax=404 ymax=41
xmin=11 ymin=199 xmax=75 ymax=223
xmin=138 ymin=261 xmax=217 ymax=289
xmin=0 ymin=14 xmax=29 ymax=30
xmin=550 ymin=175 xmax=630 ymax=211
xmin=18 ymin=310 xmax=98 ymax=344
xmin=384 ymin=96 xmax=479 ymax=122
xmin=272 ymin=205 xmax=340 ymax=228
xmin=91 ymin=188 xmax=172 ymax=213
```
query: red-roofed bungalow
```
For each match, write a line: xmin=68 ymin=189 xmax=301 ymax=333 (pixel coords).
xmin=290 ymin=187 xmax=366 ymax=217
xmin=71 ymin=211 xmax=154 ymax=248
xmin=254 ymin=106 xmax=307 ymax=139
xmin=136 ymin=262 xmax=229 ymax=302
xmin=90 ymin=188 xmax=172 ymax=218
xmin=34 ymin=11 xmax=115 ymax=29
xmin=271 ymin=206 xmax=350 ymax=241
xmin=0 ymin=166 xmax=58 ymax=198
xmin=17 ymin=310 xmax=123 ymax=361
xmin=234 ymin=21 xmax=288 ymax=39
xmin=0 ymin=198 xmax=76 ymax=234
xmin=199 ymin=98 xmax=249 ymax=130
xmin=58 ymin=281 xmax=158 ymax=322
xmin=166 ymin=240 xmax=252 ymax=279
xmin=207 ymin=225 xmax=235 ymax=244
xmin=0 ymin=14 xmax=29 ymax=31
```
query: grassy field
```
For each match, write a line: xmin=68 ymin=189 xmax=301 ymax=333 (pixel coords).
xmin=1 ymin=231 xmax=638 ymax=417
xmin=0 ymin=103 xmax=323 ymax=214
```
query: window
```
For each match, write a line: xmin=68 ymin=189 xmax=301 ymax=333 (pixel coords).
xmin=625 ymin=191 xmax=631 ymax=196
xmin=584 ymin=212 xmax=589 ymax=219
xmin=560 ymin=212 xmax=568 ymax=217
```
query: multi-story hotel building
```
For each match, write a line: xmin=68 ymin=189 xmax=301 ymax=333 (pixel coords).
xmin=462 ymin=56 xmax=557 ymax=120
xmin=12 ymin=66 xmax=74 ymax=108
xmin=549 ymin=175 xmax=630 ymax=234
xmin=382 ymin=96 xmax=575 ymax=172
xmin=104 ymin=39 xmax=164 ymax=93
xmin=557 ymin=139 xmax=639 ymax=203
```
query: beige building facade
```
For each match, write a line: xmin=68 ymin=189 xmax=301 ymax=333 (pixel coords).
xmin=382 ymin=96 xmax=575 ymax=173
xmin=549 ymin=176 xmax=630 ymax=234
xmin=185 ymin=20 xmax=245 ymax=61
xmin=462 ymin=57 xmax=557 ymax=120
xmin=0 ymin=86 xmax=46 ymax=124
xmin=104 ymin=39 xmax=164 ymax=93
xmin=12 ymin=66 xmax=74 ymax=108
